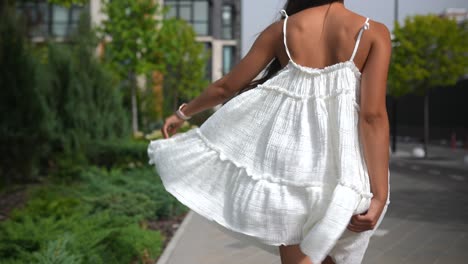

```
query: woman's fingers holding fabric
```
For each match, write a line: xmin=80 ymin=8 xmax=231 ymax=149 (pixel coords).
xmin=347 ymin=223 xmax=366 ymax=232
xmin=162 ymin=120 xmax=169 ymax=139
xmin=347 ymin=197 xmax=386 ymax=233
xmin=162 ymin=115 xmax=184 ymax=139
xmin=347 ymin=214 xmax=374 ymax=232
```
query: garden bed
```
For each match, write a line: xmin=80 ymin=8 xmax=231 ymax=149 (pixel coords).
xmin=0 ymin=167 xmax=189 ymax=264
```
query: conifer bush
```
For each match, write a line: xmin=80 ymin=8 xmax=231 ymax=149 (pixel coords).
xmin=0 ymin=167 xmax=170 ymax=263
xmin=0 ymin=5 xmax=51 ymax=186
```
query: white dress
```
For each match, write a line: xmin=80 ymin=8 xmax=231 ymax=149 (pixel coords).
xmin=148 ymin=10 xmax=391 ymax=264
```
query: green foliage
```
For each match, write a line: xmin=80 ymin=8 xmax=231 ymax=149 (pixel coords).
xmin=99 ymin=1 xmax=209 ymax=131
xmin=155 ymin=18 xmax=210 ymax=116
xmin=0 ymin=5 xmax=51 ymax=184
xmin=389 ymin=14 xmax=468 ymax=97
xmin=89 ymin=191 xmax=157 ymax=220
xmin=105 ymin=223 xmax=163 ymax=263
xmin=32 ymin=234 xmax=83 ymax=264
xmin=0 ymin=8 xmax=130 ymax=185
xmin=141 ymin=16 xmax=210 ymax=131
xmin=78 ymin=167 xmax=188 ymax=220
xmin=86 ymin=139 xmax=148 ymax=169
xmin=48 ymin=0 xmax=88 ymax=7
xmin=122 ymin=168 xmax=189 ymax=219
xmin=42 ymin=12 xmax=130 ymax=156
xmin=99 ymin=0 xmax=161 ymax=77
xmin=0 ymin=166 xmax=181 ymax=263
xmin=99 ymin=0 xmax=164 ymax=133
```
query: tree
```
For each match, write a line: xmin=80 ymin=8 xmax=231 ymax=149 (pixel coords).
xmin=153 ymin=17 xmax=209 ymax=119
xmin=388 ymin=15 xmax=468 ymax=158
xmin=48 ymin=0 xmax=88 ymax=7
xmin=42 ymin=10 xmax=130 ymax=158
xmin=98 ymin=0 xmax=162 ymax=136
xmin=0 ymin=4 xmax=51 ymax=184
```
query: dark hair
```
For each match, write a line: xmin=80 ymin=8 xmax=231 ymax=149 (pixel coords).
xmin=230 ymin=0 xmax=344 ymax=98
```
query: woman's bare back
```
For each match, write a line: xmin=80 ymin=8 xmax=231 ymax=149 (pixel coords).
xmin=273 ymin=3 xmax=386 ymax=73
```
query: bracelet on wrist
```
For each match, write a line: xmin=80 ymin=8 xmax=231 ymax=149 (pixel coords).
xmin=175 ymin=103 xmax=192 ymax=120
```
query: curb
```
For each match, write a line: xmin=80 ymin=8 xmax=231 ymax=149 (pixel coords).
xmin=156 ymin=210 xmax=194 ymax=264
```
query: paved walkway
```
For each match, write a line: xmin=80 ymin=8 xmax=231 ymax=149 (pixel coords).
xmin=157 ymin=143 xmax=468 ymax=264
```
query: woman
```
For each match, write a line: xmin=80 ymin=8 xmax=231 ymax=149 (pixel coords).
xmin=148 ymin=0 xmax=391 ymax=263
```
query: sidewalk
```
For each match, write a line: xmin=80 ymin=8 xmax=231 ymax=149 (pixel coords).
xmin=157 ymin=211 xmax=280 ymax=264
xmin=391 ymin=142 xmax=468 ymax=171
xmin=157 ymin=142 xmax=468 ymax=264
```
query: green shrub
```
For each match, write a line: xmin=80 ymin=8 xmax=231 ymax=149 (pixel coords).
xmin=13 ymin=186 xmax=90 ymax=220
xmin=0 ymin=203 xmax=163 ymax=263
xmin=0 ymin=164 xmax=184 ymax=263
xmin=78 ymin=167 xmax=188 ymax=220
xmin=123 ymin=167 xmax=189 ymax=219
xmin=0 ymin=5 xmax=51 ymax=185
xmin=43 ymin=37 xmax=130 ymax=157
xmin=32 ymin=233 xmax=83 ymax=264
xmin=0 ymin=8 xmax=131 ymax=186
xmin=100 ymin=223 xmax=163 ymax=263
xmin=86 ymin=139 xmax=148 ymax=169
xmin=48 ymin=154 xmax=87 ymax=184
xmin=88 ymin=191 xmax=158 ymax=220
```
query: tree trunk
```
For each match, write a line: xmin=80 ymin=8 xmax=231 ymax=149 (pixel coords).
xmin=130 ymin=72 xmax=139 ymax=135
xmin=391 ymin=98 xmax=398 ymax=153
xmin=173 ymin=78 xmax=178 ymax=112
xmin=173 ymin=90 xmax=177 ymax=112
xmin=423 ymin=91 xmax=430 ymax=158
xmin=152 ymin=71 xmax=164 ymax=121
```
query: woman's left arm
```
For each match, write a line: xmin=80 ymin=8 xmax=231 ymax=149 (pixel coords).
xmin=162 ymin=21 xmax=282 ymax=138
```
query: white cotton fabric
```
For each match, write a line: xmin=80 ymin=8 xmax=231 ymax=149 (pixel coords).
xmin=148 ymin=10 xmax=391 ymax=264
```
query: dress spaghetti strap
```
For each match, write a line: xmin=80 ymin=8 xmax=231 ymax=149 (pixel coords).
xmin=349 ymin=18 xmax=370 ymax=62
xmin=280 ymin=10 xmax=293 ymax=62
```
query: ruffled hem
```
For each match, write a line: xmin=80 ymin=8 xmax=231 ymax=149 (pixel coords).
xmin=147 ymin=128 xmax=374 ymax=263
xmin=149 ymin=128 xmax=372 ymax=198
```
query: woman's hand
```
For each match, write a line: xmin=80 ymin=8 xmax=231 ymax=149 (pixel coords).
xmin=346 ymin=197 xmax=386 ymax=233
xmin=161 ymin=114 xmax=185 ymax=139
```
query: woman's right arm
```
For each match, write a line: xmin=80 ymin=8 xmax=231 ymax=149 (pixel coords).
xmin=347 ymin=22 xmax=392 ymax=232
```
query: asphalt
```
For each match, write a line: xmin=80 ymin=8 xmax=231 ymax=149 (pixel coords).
xmin=157 ymin=142 xmax=468 ymax=264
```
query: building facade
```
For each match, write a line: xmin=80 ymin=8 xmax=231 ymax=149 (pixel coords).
xmin=15 ymin=1 xmax=83 ymax=43
xmin=162 ymin=0 xmax=242 ymax=81
xmin=16 ymin=0 xmax=242 ymax=82
xmin=441 ymin=8 xmax=468 ymax=23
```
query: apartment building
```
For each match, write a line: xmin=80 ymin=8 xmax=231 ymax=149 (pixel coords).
xmin=441 ymin=8 xmax=468 ymax=23
xmin=15 ymin=1 xmax=83 ymax=43
xmin=16 ymin=0 xmax=242 ymax=82
xmin=162 ymin=0 xmax=242 ymax=81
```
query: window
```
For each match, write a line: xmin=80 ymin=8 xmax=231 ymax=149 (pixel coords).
xmin=222 ymin=5 xmax=234 ymax=39
xmin=16 ymin=1 xmax=49 ymax=38
xmin=222 ymin=46 xmax=235 ymax=75
xmin=16 ymin=1 xmax=83 ymax=39
xmin=165 ymin=0 xmax=210 ymax=36
xmin=52 ymin=5 xmax=68 ymax=36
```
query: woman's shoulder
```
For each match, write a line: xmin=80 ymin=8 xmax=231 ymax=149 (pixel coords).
xmin=346 ymin=10 xmax=391 ymax=44
xmin=254 ymin=19 xmax=285 ymax=49
xmin=366 ymin=19 xmax=392 ymax=52
xmin=341 ymin=10 xmax=391 ymax=52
